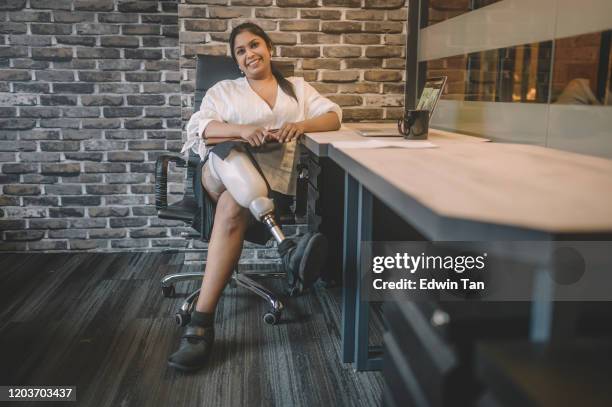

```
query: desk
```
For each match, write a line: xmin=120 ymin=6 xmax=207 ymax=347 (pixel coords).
xmin=303 ymin=124 xmax=487 ymax=158
xmin=303 ymin=123 xmax=612 ymax=373
xmin=302 ymin=124 xmax=490 ymax=370
xmin=299 ymin=124 xmax=484 ymax=285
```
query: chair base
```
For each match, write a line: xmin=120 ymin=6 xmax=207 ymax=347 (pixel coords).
xmin=161 ymin=271 xmax=285 ymax=326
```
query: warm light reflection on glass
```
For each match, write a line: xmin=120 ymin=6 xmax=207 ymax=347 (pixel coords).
xmin=425 ymin=30 xmax=611 ymax=106
xmin=427 ymin=41 xmax=552 ymax=103
xmin=527 ymin=88 xmax=537 ymax=101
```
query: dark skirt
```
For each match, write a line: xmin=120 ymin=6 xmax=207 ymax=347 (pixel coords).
xmin=197 ymin=141 xmax=291 ymax=245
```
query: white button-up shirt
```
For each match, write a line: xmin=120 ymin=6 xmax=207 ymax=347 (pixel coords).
xmin=181 ymin=76 xmax=342 ymax=195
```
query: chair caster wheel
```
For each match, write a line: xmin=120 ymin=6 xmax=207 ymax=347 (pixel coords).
xmin=175 ymin=311 xmax=190 ymax=326
xmin=263 ymin=310 xmax=281 ymax=325
xmin=162 ymin=285 xmax=175 ymax=298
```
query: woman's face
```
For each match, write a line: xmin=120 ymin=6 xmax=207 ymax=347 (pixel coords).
xmin=233 ymin=31 xmax=272 ymax=79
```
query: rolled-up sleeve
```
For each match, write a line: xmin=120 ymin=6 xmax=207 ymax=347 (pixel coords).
xmin=181 ymin=87 xmax=225 ymax=160
xmin=303 ymin=80 xmax=343 ymax=123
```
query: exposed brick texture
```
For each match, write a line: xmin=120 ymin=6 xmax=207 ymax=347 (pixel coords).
xmin=0 ymin=1 xmax=186 ymax=252
xmin=1 ymin=0 xmax=409 ymax=261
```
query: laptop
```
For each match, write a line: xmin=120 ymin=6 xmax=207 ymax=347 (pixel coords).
xmin=357 ymin=76 xmax=447 ymax=137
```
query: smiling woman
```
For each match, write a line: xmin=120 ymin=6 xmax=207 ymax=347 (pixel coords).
xmin=230 ymin=24 xmax=298 ymax=116
xmin=182 ymin=22 xmax=343 ymax=195
xmin=170 ymin=23 xmax=342 ymax=372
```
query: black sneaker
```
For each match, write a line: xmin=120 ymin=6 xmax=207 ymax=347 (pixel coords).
xmin=279 ymin=232 xmax=328 ymax=296
xmin=167 ymin=325 xmax=214 ymax=372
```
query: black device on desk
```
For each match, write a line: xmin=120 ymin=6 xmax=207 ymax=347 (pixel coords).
xmin=415 ymin=76 xmax=447 ymax=115
xmin=357 ymin=76 xmax=447 ymax=137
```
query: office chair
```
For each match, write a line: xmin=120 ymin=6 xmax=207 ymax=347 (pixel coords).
xmin=155 ymin=55 xmax=300 ymax=327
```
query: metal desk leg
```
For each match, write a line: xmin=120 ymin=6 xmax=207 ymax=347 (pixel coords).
xmin=530 ymin=267 xmax=554 ymax=342
xmin=354 ymin=183 xmax=382 ymax=371
xmin=342 ymin=173 xmax=358 ymax=363
xmin=530 ymin=266 xmax=578 ymax=344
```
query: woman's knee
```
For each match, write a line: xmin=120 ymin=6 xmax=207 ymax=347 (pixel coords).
xmin=202 ymin=161 xmax=225 ymax=202
xmin=215 ymin=191 xmax=249 ymax=233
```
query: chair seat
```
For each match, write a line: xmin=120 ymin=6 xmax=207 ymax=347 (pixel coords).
xmin=157 ymin=197 xmax=198 ymax=222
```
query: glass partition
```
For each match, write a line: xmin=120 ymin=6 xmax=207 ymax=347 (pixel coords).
xmin=409 ymin=0 xmax=612 ymax=158
xmin=552 ymin=30 xmax=611 ymax=105
xmin=427 ymin=41 xmax=553 ymax=103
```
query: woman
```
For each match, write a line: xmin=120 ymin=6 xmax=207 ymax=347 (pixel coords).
xmin=169 ymin=22 xmax=342 ymax=372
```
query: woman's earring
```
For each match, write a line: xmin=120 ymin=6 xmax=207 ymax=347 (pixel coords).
xmin=240 ymin=70 xmax=244 ymax=76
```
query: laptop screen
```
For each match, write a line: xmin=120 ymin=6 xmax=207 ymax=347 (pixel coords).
xmin=416 ymin=76 xmax=447 ymax=118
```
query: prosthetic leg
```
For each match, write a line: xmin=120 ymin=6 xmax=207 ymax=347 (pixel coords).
xmin=205 ymin=148 xmax=327 ymax=295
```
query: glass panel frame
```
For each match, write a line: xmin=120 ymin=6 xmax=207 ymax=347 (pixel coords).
xmin=408 ymin=0 xmax=612 ymax=157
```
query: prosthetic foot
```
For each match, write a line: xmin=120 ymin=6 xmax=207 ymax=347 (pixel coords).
xmin=207 ymin=148 xmax=328 ymax=294
xmin=278 ymin=232 xmax=328 ymax=296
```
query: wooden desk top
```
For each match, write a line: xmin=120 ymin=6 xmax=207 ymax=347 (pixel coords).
xmin=303 ymin=122 xmax=488 ymax=157
xmin=477 ymin=339 xmax=612 ymax=407
xmin=329 ymin=140 xmax=612 ymax=238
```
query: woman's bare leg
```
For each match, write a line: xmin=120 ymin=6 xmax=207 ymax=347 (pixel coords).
xmin=201 ymin=160 xmax=225 ymax=202
xmin=194 ymin=189 xmax=249 ymax=313
xmin=167 ymin=164 xmax=250 ymax=371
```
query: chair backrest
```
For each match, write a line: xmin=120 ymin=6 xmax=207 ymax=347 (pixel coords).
xmin=188 ymin=56 xmax=242 ymax=205
xmin=194 ymin=55 xmax=243 ymax=112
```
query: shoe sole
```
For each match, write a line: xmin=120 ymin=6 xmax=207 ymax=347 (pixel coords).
xmin=167 ymin=341 xmax=212 ymax=373
xmin=167 ymin=360 xmax=205 ymax=372
xmin=299 ymin=233 xmax=328 ymax=290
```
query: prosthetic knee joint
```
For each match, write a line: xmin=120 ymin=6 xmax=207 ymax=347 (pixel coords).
xmin=207 ymin=149 xmax=286 ymax=243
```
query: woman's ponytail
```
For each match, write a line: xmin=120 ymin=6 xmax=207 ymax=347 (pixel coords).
xmin=271 ymin=63 xmax=297 ymax=103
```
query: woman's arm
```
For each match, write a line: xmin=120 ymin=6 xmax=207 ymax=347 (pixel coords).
xmin=203 ymin=120 xmax=273 ymax=147
xmin=301 ymin=111 xmax=341 ymax=132
xmin=275 ymin=111 xmax=341 ymax=143
xmin=203 ymin=121 xmax=243 ymax=139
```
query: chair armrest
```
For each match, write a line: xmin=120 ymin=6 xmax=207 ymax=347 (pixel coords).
xmin=155 ymin=154 xmax=186 ymax=210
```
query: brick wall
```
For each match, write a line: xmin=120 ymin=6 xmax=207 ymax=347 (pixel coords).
xmin=0 ymin=0 xmax=187 ymax=252
xmin=178 ymin=0 xmax=408 ymax=126
xmin=1 ymin=0 xmax=410 ymax=263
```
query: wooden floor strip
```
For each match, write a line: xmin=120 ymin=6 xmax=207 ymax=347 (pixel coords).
xmin=0 ymin=253 xmax=383 ymax=407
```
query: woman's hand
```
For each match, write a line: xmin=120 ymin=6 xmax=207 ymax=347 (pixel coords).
xmin=239 ymin=125 xmax=270 ymax=147
xmin=275 ymin=122 xmax=306 ymax=143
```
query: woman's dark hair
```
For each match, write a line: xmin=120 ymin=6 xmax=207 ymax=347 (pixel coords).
xmin=229 ymin=22 xmax=297 ymax=103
